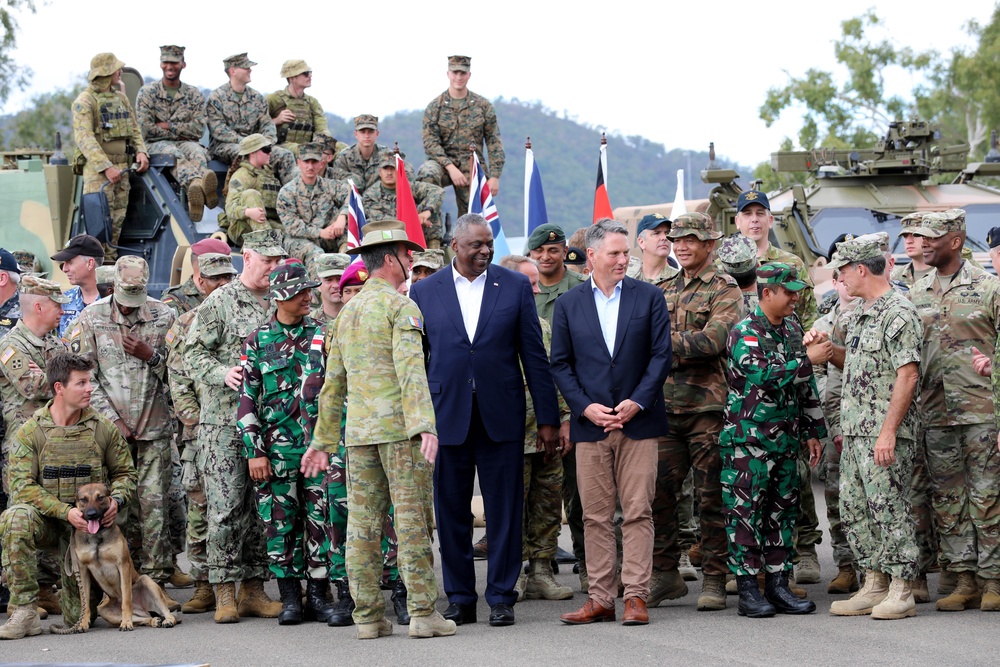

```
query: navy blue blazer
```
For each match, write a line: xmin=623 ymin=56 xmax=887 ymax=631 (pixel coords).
xmin=409 ymin=263 xmax=560 ymax=446
xmin=549 ymin=276 xmax=672 ymax=443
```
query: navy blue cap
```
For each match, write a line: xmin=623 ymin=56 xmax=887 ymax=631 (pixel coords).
xmin=636 ymin=213 xmax=671 ymax=236
xmin=736 ymin=190 xmax=770 ymax=213
xmin=0 ymin=248 xmax=21 ymax=274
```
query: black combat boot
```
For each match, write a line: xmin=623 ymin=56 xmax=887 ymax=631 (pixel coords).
xmin=327 ymin=578 xmax=355 ymax=627
xmin=390 ymin=578 xmax=410 ymax=625
xmin=304 ymin=579 xmax=335 ymax=623
xmin=736 ymin=575 xmax=776 ymax=618
xmin=277 ymin=578 xmax=303 ymax=625
xmin=764 ymin=571 xmax=816 ymax=615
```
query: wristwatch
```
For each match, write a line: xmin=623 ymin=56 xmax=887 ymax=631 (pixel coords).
xmin=146 ymin=351 xmax=162 ymax=367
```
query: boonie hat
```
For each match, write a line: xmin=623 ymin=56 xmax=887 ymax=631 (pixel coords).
xmin=667 ymin=212 xmax=722 ymax=241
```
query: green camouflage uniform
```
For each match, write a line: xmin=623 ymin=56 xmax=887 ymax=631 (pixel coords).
xmin=910 ymin=261 xmax=1000 ymax=579
xmin=183 ymin=278 xmax=274 ymax=584
xmin=135 ymin=80 xmax=210 ymax=188
xmin=266 ymin=88 xmax=331 ymax=156
xmin=418 ymin=90 xmax=504 ymax=216
xmin=68 ymin=295 xmax=176 ymax=583
xmin=535 ymin=269 xmax=587 ymax=324
xmin=626 ymin=259 xmax=678 ymax=286
xmin=226 ymin=162 xmax=283 ymax=246
xmin=760 ymin=245 xmax=818 ymax=330
xmin=840 ymin=288 xmax=923 ymax=580
xmin=160 ymin=277 xmax=204 ymax=316
xmin=309 ymin=276 xmax=438 ymax=623
xmin=0 ymin=403 xmax=136 ymax=624
xmin=277 ymin=176 xmax=348 ymax=275
xmin=654 ymin=263 xmax=742 ymax=577
xmin=362 ymin=180 xmax=445 ymax=246
xmin=330 ymin=143 xmax=391 ymax=195
xmin=720 ymin=307 xmax=826 ymax=575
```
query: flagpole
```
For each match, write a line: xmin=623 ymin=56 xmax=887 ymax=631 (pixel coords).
xmin=468 ymin=143 xmax=476 ymax=215
xmin=524 ymin=136 xmax=531 ymax=240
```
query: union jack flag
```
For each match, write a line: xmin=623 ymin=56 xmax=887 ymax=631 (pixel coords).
xmin=469 ymin=152 xmax=509 ymax=260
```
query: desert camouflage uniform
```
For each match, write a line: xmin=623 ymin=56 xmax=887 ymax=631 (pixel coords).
xmin=840 ymin=289 xmax=922 ymax=580
xmin=160 ymin=277 xmax=204 ymax=316
xmin=226 ymin=162 xmax=283 ymax=246
xmin=310 ymin=276 xmax=437 ymax=623
xmin=266 ymin=89 xmax=331 ymax=156
xmin=362 ymin=180 xmax=445 ymax=247
xmin=206 ymin=82 xmax=296 ymax=184
xmin=183 ymin=279 xmax=273 ymax=584
xmin=136 ymin=80 xmax=210 ymax=187
xmin=418 ymin=90 xmax=504 ymax=216
xmin=720 ymin=307 xmax=826 ymax=575
xmin=68 ymin=295 xmax=175 ymax=583
xmin=654 ymin=264 xmax=742 ymax=578
xmin=910 ymin=262 xmax=1000 ymax=579
xmin=0 ymin=404 xmax=136 ymax=625
xmin=330 ymin=143 xmax=390 ymax=194
xmin=277 ymin=176 xmax=348 ymax=276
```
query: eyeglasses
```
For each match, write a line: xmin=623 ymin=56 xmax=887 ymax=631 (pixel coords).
xmin=302 ymin=71 xmax=312 ymax=77
xmin=260 ymin=146 xmax=272 ymax=154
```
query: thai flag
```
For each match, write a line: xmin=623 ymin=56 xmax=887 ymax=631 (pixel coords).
xmin=346 ymin=179 xmax=366 ymax=250
xmin=469 ymin=151 xmax=510 ymax=261
xmin=524 ymin=142 xmax=548 ymax=240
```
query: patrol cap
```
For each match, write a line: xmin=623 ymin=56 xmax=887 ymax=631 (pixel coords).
xmin=448 ymin=55 xmax=471 ymax=72
xmin=239 ymin=133 xmax=272 ymax=156
xmin=757 ymin=262 xmax=807 ymax=292
xmin=299 ymin=143 xmax=324 ymax=161
xmin=339 ymin=262 xmax=369 ymax=289
xmin=899 ymin=211 xmax=927 ymax=236
xmin=667 ymin=212 xmax=722 ymax=241
xmin=51 ymin=234 xmax=104 ymax=261
xmin=736 ymin=189 xmax=770 ymax=213
xmin=114 ymin=256 xmax=149 ymax=307
xmin=10 ymin=250 xmax=36 ymax=274
xmin=315 ymin=253 xmax=351 ymax=278
xmin=280 ymin=59 xmax=311 ymax=78
xmin=912 ymin=208 xmax=966 ymax=239
xmin=565 ymin=247 xmax=587 ymax=265
xmin=19 ymin=275 xmax=69 ymax=303
xmin=636 ymin=213 xmax=671 ymax=236
xmin=159 ymin=45 xmax=185 ymax=63
xmin=411 ymin=249 xmax=446 ymax=271
xmin=242 ymin=229 xmax=287 ymax=257
xmin=347 ymin=220 xmax=424 ymax=255
xmin=378 ymin=149 xmax=397 ymax=169
xmin=717 ymin=234 xmax=757 ymax=275
xmin=267 ymin=262 xmax=319 ymax=301
xmin=988 ymin=227 xmax=1000 ymax=250
xmin=354 ymin=114 xmax=379 ymax=131
xmin=190 ymin=238 xmax=231 ymax=257
xmin=527 ymin=223 xmax=566 ymax=251
xmin=95 ymin=265 xmax=115 ymax=286
xmin=88 ymin=52 xmax=125 ymax=81
xmin=855 ymin=232 xmax=889 ymax=252
xmin=223 ymin=52 xmax=256 ymax=70
xmin=198 ymin=253 xmax=237 ymax=277
xmin=826 ymin=237 xmax=883 ymax=271
xmin=0 ymin=249 xmax=19 ymax=274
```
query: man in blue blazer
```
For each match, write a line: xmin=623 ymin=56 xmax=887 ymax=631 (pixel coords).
xmin=409 ymin=214 xmax=560 ymax=627
xmin=550 ymin=219 xmax=672 ymax=626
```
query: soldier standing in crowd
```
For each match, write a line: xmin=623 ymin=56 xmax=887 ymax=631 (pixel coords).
xmin=0 ymin=250 xmax=21 ymax=339
xmin=267 ymin=60 xmax=331 ymax=157
xmin=183 ymin=229 xmax=286 ymax=624
xmin=418 ymin=55 xmax=504 ymax=217
xmin=363 ymin=150 xmax=444 ymax=249
xmin=165 ymin=252 xmax=237 ymax=616
xmin=72 ymin=53 xmax=149 ymax=260
xmin=309 ymin=254 xmax=351 ymax=323
xmin=720 ymin=263 xmax=825 ymax=618
xmin=828 ymin=236 xmax=923 ymax=620
xmin=717 ymin=234 xmax=759 ymax=316
xmin=891 ymin=213 xmax=931 ymax=287
xmin=225 ymin=134 xmax=283 ymax=246
xmin=135 ymin=45 xmax=218 ymax=222
xmin=627 ymin=213 xmax=678 ymax=285
xmin=331 ymin=115 xmax=390 ymax=195
xmin=161 ymin=238 xmax=233 ymax=316
xmin=410 ymin=249 xmax=445 ymax=285
xmin=51 ymin=235 xmax=104 ymax=338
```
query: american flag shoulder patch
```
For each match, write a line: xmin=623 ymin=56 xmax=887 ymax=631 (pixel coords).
xmin=1 ymin=347 xmax=15 ymax=365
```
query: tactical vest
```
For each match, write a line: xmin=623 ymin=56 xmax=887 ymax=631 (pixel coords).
xmin=243 ymin=165 xmax=282 ymax=221
xmin=32 ymin=416 xmax=106 ymax=505
xmin=90 ymin=90 xmax=135 ymax=160
xmin=280 ymin=95 xmax=316 ymax=146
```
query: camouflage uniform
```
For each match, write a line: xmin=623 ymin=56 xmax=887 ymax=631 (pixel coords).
xmin=0 ymin=293 xmax=21 ymax=338
xmin=890 ymin=262 xmax=932 ymax=289
xmin=331 ymin=142 xmax=391 ymax=195
xmin=160 ymin=277 xmax=203 ymax=316
xmin=277 ymin=175 xmax=348 ymax=275
xmin=362 ymin=180 xmax=445 ymax=247
xmin=0 ymin=403 xmax=136 ymax=624
xmin=535 ymin=269 xmax=587 ymax=324
xmin=57 ymin=287 xmax=87 ymax=339
xmin=626 ymin=259 xmax=678 ymax=286
xmin=759 ymin=246 xmax=818 ymax=330
xmin=226 ymin=162 xmax=283 ymax=244
xmin=310 ymin=274 xmax=438 ymax=623
xmin=135 ymin=79 xmax=210 ymax=187
xmin=266 ymin=88 xmax=330 ymax=156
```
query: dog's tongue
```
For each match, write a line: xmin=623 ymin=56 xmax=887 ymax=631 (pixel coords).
xmin=87 ymin=520 xmax=100 ymax=534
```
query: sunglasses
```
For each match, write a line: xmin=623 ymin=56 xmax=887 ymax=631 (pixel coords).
xmin=260 ymin=146 xmax=272 ymax=154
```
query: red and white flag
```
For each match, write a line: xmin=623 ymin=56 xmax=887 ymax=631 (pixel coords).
xmin=395 ymin=154 xmax=426 ymax=249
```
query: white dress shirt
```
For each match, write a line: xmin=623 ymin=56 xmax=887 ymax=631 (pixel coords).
xmin=452 ymin=261 xmax=487 ymax=342
xmin=591 ymin=277 xmax=623 ymax=356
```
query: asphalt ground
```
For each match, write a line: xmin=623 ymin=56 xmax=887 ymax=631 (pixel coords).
xmin=2 ymin=481 xmax=996 ymax=667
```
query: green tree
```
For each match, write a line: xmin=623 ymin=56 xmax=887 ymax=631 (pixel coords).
xmin=0 ymin=0 xmax=36 ymax=106
xmin=1 ymin=80 xmax=83 ymax=151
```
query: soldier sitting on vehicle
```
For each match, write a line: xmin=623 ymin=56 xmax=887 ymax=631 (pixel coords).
xmin=224 ymin=134 xmax=282 ymax=247
xmin=362 ymin=150 xmax=444 ymax=249
xmin=266 ymin=60 xmax=332 ymax=158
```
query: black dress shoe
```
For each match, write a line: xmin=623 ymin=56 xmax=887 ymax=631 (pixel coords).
xmin=443 ymin=602 xmax=477 ymax=625
xmin=489 ymin=603 xmax=515 ymax=626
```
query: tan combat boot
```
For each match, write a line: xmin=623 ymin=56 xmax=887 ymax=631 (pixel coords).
xmin=169 ymin=558 xmax=194 ymax=589
xmin=525 ymin=559 xmax=573 ymax=600
xmin=725 ymin=574 xmax=738 ymax=595
xmin=696 ymin=574 xmax=727 ymax=611
xmin=7 ymin=604 xmax=47 ymax=619
xmin=871 ymin=577 xmax=916 ymax=620
xmin=980 ymin=579 xmax=1000 ymax=611
xmin=237 ymin=578 xmax=282 ymax=618
xmin=936 ymin=571 xmax=981 ymax=611
xmin=795 ymin=546 xmax=821 ymax=584
xmin=214 ymin=582 xmax=239 ymax=624
xmin=202 ymin=169 xmax=219 ymax=209
xmin=357 ymin=617 xmax=393 ymax=639
xmin=938 ymin=569 xmax=958 ymax=595
xmin=515 ymin=570 xmax=527 ymax=602
xmin=828 ymin=565 xmax=859 ymax=595
xmin=408 ymin=610 xmax=457 ymax=638
xmin=648 ymin=568 xmax=688 ymax=607
xmin=187 ymin=179 xmax=205 ymax=222
xmin=182 ymin=581 xmax=216 ymax=614
xmin=0 ymin=604 xmax=41 ymax=640
xmin=830 ymin=570 xmax=889 ymax=615
xmin=37 ymin=586 xmax=61 ymax=615
xmin=911 ymin=574 xmax=930 ymax=603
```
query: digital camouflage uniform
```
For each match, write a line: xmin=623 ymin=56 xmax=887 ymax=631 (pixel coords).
xmin=362 ymin=180 xmax=445 ymax=247
xmin=226 ymin=162 xmax=283 ymax=246
xmin=160 ymin=277 xmax=203 ymax=316
xmin=277 ymin=175 xmax=348 ymax=276
xmin=890 ymin=262 xmax=932 ymax=289
xmin=136 ymin=80 xmax=210 ymax=188
xmin=721 ymin=304 xmax=826 ymax=576
xmin=331 ymin=142 xmax=391 ymax=195
xmin=266 ymin=88 xmax=331 ymax=156
xmin=309 ymin=274 xmax=438 ymax=624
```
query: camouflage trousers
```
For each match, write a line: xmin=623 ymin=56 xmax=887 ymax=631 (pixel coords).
xmin=721 ymin=444 xmax=799 ymax=576
xmin=523 ymin=451 xmax=564 ymax=561
xmin=127 ymin=437 xmax=174 ymax=583
xmin=793 ymin=447 xmax=822 ymax=559
xmin=345 ymin=440 xmax=438 ymax=623
xmin=561 ymin=449 xmax=586 ymax=564
xmin=181 ymin=437 xmax=208 ymax=582
xmin=83 ymin=158 xmax=129 ymax=252
xmin=840 ymin=435 xmax=919 ymax=580
xmin=212 ymin=143 xmax=298 ymax=186
xmin=168 ymin=442 xmax=186 ymax=557
xmin=823 ymin=438 xmax=856 ymax=568
xmin=146 ymin=140 xmax=209 ymax=187
xmin=254 ymin=448 xmax=329 ymax=580
xmin=677 ymin=469 xmax=698 ymax=549
xmin=652 ymin=412 xmax=727 ymax=577
xmin=199 ymin=424 xmax=269 ymax=584
xmin=416 ymin=160 xmax=469 ymax=222
xmin=284 ymin=236 xmax=339 ymax=282
xmin=925 ymin=423 xmax=1000 ymax=578
xmin=910 ymin=433 xmax=939 ymax=574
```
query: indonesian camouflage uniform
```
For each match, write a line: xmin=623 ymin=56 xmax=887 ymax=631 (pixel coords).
xmin=760 ymin=246 xmax=818 ymax=330
xmin=911 ymin=261 xmax=1000 ymax=580
xmin=160 ymin=277 xmax=204 ymax=316
xmin=418 ymin=90 xmax=504 ymax=216
xmin=0 ymin=404 xmax=136 ymax=625
xmin=720 ymin=307 xmax=826 ymax=575
xmin=309 ymin=276 xmax=438 ymax=623
xmin=225 ymin=162 xmax=283 ymax=246
xmin=136 ymin=80 xmax=210 ymax=188
xmin=183 ymin=279 xmax=274 ymax=584
xmin=266 ymin=89 xmax=331 ymax=156
xmin=277 ymin=176 xmax=348 ymax=275
xmin=362 ymin=181 xmax=445 ymax=247
xmin=69 ymin=295 xmax=176 ymax=583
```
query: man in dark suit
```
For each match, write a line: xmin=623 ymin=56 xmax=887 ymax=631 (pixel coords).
xmin=550 ymin=218 xmax=672 ymax=627
xmin=409 ymin=214 xmax=560 ymax=627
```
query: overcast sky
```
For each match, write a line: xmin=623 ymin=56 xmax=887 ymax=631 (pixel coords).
xmin=4 ymin=0 xmax=994 ymax=166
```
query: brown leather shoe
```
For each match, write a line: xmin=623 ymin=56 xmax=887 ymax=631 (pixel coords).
xmin=560 ymin=599 xmax=616 ymax=625
xmin=621 ymin=597 xmax=649 ymax=625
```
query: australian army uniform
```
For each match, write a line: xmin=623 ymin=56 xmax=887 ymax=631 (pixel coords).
xmin=225 ymin=134 xmax=283 ymax=248
xmin=72 ymin=53 xmax=147 ymax=257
